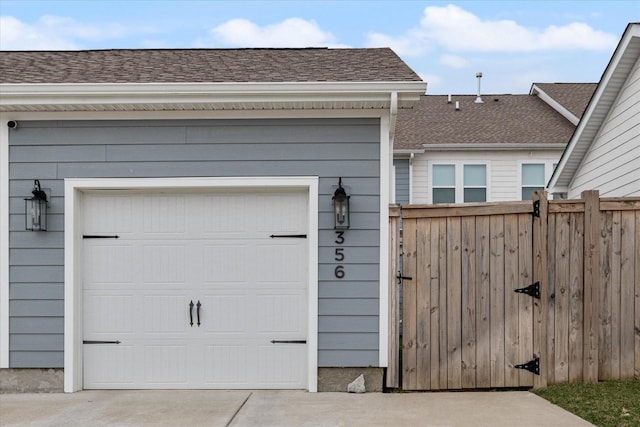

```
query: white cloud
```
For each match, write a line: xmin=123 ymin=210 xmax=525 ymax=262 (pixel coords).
xmin=0 ymin=15 xmax=155 ymax=50
xmin=365 ymin=4 xmax=617 ymax=55
xmin=418 ymin=4 xmax=617 ymax=52
xmin=439 ymin=54 xmax=469 ymax=69
xmin=201 ymin=18 xmax=349 ymax=48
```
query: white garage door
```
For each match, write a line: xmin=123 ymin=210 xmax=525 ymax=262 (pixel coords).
xmin=82 ymin=189 xmax=308 ymax=389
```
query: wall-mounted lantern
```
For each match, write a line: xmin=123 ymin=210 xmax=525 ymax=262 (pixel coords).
xmin=332 ymin=177 xmax=350 ymax=230
xmin=25 ymin=179 xmax=48 ymax=231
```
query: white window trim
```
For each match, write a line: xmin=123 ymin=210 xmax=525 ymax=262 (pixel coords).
xmin=428 ymin=161 xmax=491 ymax=204
xmin=64 ymin=176 xmax=319 ymax=392
xmin=518 ymin=160 xmax=557 ymax=200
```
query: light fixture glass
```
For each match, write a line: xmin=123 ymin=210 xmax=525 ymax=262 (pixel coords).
xmin=332 ymin=177 xmax=350 ymax=230
xmin=25 ymin=179 xmax=48 ymax=231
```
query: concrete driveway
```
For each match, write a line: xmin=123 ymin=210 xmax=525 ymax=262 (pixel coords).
xmin=0 ymin=390 xmax=593 ymax=427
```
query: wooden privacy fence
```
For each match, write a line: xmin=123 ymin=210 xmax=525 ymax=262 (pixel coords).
xmin=387 ymin=191 xmax=640 ymax=390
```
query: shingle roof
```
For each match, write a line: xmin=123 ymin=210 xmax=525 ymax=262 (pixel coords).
xmin=533 ymin=83 xmax=597 ymax=118
xmin=0 ymin=48 xmax=422 ymax=83
xmin=394 ymin=94 xmax=577 ymax=150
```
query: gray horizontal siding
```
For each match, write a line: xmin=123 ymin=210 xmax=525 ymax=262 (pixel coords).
xmin=8 ymin=118 xmax=381 ymax=369
xmin=394 ymin=158 xmax=410 ymax=204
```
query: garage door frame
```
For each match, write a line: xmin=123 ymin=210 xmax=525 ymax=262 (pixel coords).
xmin=63 ymin=176 xmax=319 ymax=393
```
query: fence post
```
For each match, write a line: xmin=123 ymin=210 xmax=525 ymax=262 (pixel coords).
xmin=386 ymin=205 xmax=401 ymax=388
xmin=582 ymin=190 xmax=600 ymax=383
xmin=532 ymin=191 xmax=548 ymax=389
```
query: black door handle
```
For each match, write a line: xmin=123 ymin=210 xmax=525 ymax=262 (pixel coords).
xmin=189 ymin=300 xmax=194 ymax=327
xmin=196 ymin=300 xmax=201 ymax=327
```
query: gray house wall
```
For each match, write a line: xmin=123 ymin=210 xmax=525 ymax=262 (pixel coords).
xmin=8 ymin=118 xmax=381 ymax=368
xmin=394 ymin=158 xmax=410 ymax=204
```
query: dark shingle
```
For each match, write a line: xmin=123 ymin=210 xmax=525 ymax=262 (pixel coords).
xmin=394 ymin=94 xmax=577 ymax=150
xmin=0 ymin=48 xmax=422 ymax=83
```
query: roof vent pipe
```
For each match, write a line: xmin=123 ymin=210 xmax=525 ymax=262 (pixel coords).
xmin=455 ymin=101 xmax=460 ymax=111
xmin=475 ymin=72 xmax=484 ymax=104
xmin=447 ymin=94 xmax=452 ymax=104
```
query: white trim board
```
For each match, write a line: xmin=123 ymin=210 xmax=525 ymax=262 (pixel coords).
xmin=63 ymin=176 xmax=319 ymax=392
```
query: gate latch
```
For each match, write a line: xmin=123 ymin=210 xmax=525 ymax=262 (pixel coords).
xmin=514 ymin=281 xmax=540 ymax=299
xmin=531 ymin=200 xmax=540 ymax=217
xmin=514 ymin=357 xmax=540 ymax=375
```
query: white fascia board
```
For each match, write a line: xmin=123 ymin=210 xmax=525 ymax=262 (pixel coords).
xmin=393 ymin=149 xmax=425 ymax=156
xmin=530 ymin=84 xmax=580 ymax=125
xmin=0 ymin=81 xmax=426 ymax=109
xmin=421 ymin=143 xmax=567 ymax=151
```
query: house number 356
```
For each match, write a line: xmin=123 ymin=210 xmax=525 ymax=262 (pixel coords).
xmin=334 ymin=231 xmax=345 ymax=279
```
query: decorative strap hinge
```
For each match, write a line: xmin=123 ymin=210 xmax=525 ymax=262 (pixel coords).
xmin=514 ymin=281 xmax=540 ymax=299
xmin=514 ymin=357 xmax=540 ymax=375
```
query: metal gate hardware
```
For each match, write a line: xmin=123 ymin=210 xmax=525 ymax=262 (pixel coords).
xmin=269 ymin=234 xmax=307 ymax=238
xmin=514 ymin=357 xmax=540 ymax=375
xmin=514 ymin=281 xmax=540 ymax=299
xmin=83 ymin=340 xmax=121 ymax=344
xmin=531 ymin=200 xmax=540 ymax=218
xmin=397 ymin=271 xmax=412 ymax=283
xmin=83 ymin=235 xmax=120 ymax=239
xmin=270 ymin=340 xmax=307 ymax=344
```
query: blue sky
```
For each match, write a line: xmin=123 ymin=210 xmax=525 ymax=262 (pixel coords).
xmin=0 ymin=1 xmax=636 ymax=94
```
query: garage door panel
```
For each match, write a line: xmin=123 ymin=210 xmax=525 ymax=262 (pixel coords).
xmin=202 ymin=244 xmax=247 ymax=284
xmin=200 ymin=294 xmax=248 ymax=333
xmin=257 ymin=345 xmax=305 ymax=387
xmin=84 ymin=293 xmax=135 ymax=334
xmin=254 ymin=193 xmax=307 ymax=233
xmin=250 ymin=244 xmax=306 ymax=284
xmin=255 ymin=293 xmax=306 ymax=334
xmin=143 ymin=295 xmax=190 ymax=333
xmin=83 ymin=345 xmax=134 ymax=387
xmin=85 ymin=244 xmax=138 ymax=287
xmin=143 ymin=196 xmax=186 ymax=234
xmin=144 ymin=345 xmax=188 ymax=384
xmin=143 ymin=245 xmax=186 ymax=285
xmin=83 ymin=195 xmax=134 ymax=234
xmin=203 ymin=195 xmax=246 ymax=233
xmin=203 ymin=345 xmax=248 ymax=385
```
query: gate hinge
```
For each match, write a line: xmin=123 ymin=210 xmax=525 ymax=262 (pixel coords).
xmin=514 ymin=281 xmax=540 ymax=299
xmin=396 ymin=271 xmax=412 ymax=284
xmin=514 ymin=357 xmax=540 ymax=375
xmin=531 ymin=200 xmax=540 ymax=218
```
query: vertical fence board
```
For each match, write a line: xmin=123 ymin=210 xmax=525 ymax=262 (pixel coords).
xmin=555 ymin=212 xmax=570 ymax=383
xmin=461 ymin=216 xmax=477 ymax=388
xmin=402 ymin=218 xmax=418 ymax=389
xmin=447 ymin=217 xmax=462 ymax=389
xmin=620 ymin=211 xmax=635 ymax=377
xmin=387 ymin=212 xmax=400 ymax=388
xmin=476 ymin=216 xmax=491 ymax=388
xmin=611 ymin=211 xmax=622 ymax=378
xmin=599 ymin=211 xmax=613 ymax=379
xmin=490 ymin=215 xmax=505 ymax=387
xmin=582 ymin=191 xmax=600 ymax=383
xmin=546 ymin=211 xmax=557 ymax=384
xmin=568 ymin=212 xmax=584 ymax=382
xmin=438 ymin=218 xmax=448 ymax=389
xmin=504 ymin=214 xmax=520 ymax=387
xmin=430 ymin=218 xmax=442 ymax=390
xmin=416 ymin=218 xmax=431 ymax=389
xmin=533 ymin=192 xmax=549 ymax=389
xmin=518 ymin=214 xmax=534 ymax=386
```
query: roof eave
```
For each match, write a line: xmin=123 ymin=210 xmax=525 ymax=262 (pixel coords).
xmin=421 ymin=143 xmax=568 ymax=151
xmin=0 ymin=81 xmax=427 ymax=112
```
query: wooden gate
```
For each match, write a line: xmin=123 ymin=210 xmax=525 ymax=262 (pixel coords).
xmin=398 ymin=199 xmax=544 ymax=390
xmin=388 ymin=190 xmax=640 ymax=390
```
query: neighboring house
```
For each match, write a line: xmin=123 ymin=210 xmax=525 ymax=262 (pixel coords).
xmin=0 ymin=48 xmax=426 ymax=392
xmin=393 ymin=85 xmax=594 ymax=204
xmin=548 ymin=22 xmax=640 ymax=198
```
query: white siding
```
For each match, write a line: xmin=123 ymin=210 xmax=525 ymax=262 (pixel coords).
xmin=569 ymin=56 xmax=640 ymax=198
xmin=411 ymin=150 xmax=562 ymax=203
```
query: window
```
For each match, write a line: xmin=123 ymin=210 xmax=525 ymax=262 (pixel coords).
xmin=431 ymin=163 xmax=487 ymax=204
xmin=521 ymin=164 xmax=545 ymax=200
xmin=521 ymin=162 xmax=557 ymax=200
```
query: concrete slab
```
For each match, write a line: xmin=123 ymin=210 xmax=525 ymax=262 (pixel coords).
xmin=0 ymin=390 xmax=594 ymax=427
xmin=230 ymin=391 xmax=594 ymax=427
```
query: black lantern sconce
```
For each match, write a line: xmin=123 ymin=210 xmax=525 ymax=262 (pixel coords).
xmin=332 ymin=177 xmax=350 ymax=230
xmin=25 ymin=179 xmax=48 ymax=231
